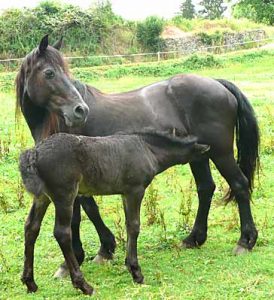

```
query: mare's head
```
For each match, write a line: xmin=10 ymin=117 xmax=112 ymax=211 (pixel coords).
xmin=16 ymin=35 xmax=89 ymax=130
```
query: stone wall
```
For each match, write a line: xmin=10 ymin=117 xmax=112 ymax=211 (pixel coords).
xmin=164 ymin=30 xmax=266 ymax=54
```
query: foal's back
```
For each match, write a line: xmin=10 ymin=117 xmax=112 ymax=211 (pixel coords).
xmin=35 ymin=133 xmax=157 ymax=196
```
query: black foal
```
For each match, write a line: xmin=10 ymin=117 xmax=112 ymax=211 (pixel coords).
xmin=20 ymin=130 xmax=209 ymax=295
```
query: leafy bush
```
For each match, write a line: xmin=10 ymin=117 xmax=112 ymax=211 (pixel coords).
xmin=182 ymin=54 xmax=222 ymax=69
xmin=136 ymin=16 xmax=165 ymax=52
xmin=197 ymin=31 xmax=224 ymax=46
xmin=0 ymin=0 xmax=137 ymax=58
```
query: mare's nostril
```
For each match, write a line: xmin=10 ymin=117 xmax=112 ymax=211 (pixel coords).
xmin=73 ymin=105 xmax=85 ymax=120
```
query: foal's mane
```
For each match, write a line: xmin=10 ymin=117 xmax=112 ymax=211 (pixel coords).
xmin=15 ymin=47 xmax=70 ymax=139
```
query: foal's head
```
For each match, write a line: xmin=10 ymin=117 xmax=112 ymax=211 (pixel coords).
xmin=16 ymin=35 xmax=89 ymax=128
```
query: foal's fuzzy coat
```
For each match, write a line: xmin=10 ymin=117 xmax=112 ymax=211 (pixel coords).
xmin=20 ymin=131 xmax=209 ymax=295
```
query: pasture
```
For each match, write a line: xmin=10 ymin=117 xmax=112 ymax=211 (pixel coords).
xmin=0 ymin=49 xmax=273 ymax=299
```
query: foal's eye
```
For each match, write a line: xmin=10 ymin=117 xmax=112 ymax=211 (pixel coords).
xmin=44 ymin=69 xmax=55 ymax=79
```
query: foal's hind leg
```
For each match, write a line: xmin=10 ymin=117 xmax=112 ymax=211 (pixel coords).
xmin=183 ymin=159 xmax=216 ymax=248
xmin=213 ymin=154 xmax=258 ymax=254
xmin=53 ymin=196 xmax=93 ymax=295
xmin=54 ymin=199 xmax=85 ymax=278
xmin=54 ymin=196 xmax=116 ymax=278
xmin=123 ymin=189 xmax=144 ymax=284
xmin=80 ymin=196 xmax=116 ymax=262
xmin=22 ymin=196 xmax=50 ymax=293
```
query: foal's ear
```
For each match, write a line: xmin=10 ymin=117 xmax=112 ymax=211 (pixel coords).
xmin=52 ymin=36 xmax=63 ymax=50
xmin=39 ymin=34 xmax=49 ymax=53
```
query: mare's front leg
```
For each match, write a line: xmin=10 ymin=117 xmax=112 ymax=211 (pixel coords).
xmin=80 ymin=196 xmax=116 ymax=262
xmin=183 ymin=159 xmax=216 ymax=248
xmin=123 ymin=189 xmax=144 ymax=284
xmin=22 ymin=196 xmax=50 ymax=293
xmin=53 ymin=194 xmax=93 ymax=295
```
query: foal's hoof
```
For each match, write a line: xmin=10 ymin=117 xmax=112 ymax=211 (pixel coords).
xmin=80 ymin=282 xmax=94 ymax=295
xmin=54 ymin=264 xmax=69 ymax=279
xmin=133 ymin=274 xmax=144 ymax=284
xmin=26 ymin=281 xmax=38 ymax=293
xmin=92 ymin=254 xmax=108 ymax=264
xmin=233 ymin=245 xmax=250 ymax=256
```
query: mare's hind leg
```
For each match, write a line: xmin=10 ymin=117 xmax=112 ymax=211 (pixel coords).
xmin=213 ymin=154 xmax=258 ymax=254
xmin=22 ymin=195 xmax=50 ymax=293
xmin=53 ymin=195 xmax=93 ymax=295
xmin=80 ymin=196 xmax=116 ymax=262
xmin=183 ymin=159 xmax=216 ymax=248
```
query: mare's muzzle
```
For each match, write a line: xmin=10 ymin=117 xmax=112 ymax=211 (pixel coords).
xmin=63 ymin=103 xmax=89 ymax=127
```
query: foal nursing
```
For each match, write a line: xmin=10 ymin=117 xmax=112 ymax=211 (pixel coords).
xmin=20 ymin=130 xmax=209 ymax=295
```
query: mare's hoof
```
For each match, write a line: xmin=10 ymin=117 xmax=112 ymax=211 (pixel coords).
xmin=54 ymin=264 xmax=69 ymax=279
xmin=182 ymin=240 xmax=198 ymax=249
xmin=233 ymin=245 xmax=250 ymax=255
xmin=92 ymin=254 xmax=108 ymax=264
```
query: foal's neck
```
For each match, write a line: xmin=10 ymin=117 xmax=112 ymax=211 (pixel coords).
xmin=144 ymin=137 xmax=190 ymax=173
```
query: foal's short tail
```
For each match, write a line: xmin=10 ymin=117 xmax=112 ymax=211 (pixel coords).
xmin=19 ymin=149 xmax=45 ymax=197
xmin=216 ymin=79 xmax=260 ymax=200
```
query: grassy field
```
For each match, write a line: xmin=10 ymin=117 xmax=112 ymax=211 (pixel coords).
xmin=0 ymin=49 xmax=273 ymax=299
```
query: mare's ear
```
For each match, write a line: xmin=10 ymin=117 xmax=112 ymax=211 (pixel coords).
xmin=39 ymin=34 xmax=49 ymax=54
xmin=52 ymin=36 xmax=63 ymax=50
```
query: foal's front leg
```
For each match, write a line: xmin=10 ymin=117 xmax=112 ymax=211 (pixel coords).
xmin=123 ymin=189 xmax=144 ymax=284
xmin=22 ymin=196 xmax=50 ymax=293
xmin=53 ymin=198 xmax=93 ymax=295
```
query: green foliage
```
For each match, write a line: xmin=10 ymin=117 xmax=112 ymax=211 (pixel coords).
xmin=199 ymin=0 xmax=227 ymax=19
xmin=0 ymin=0 xmax=135 ymax=58
xmin=233 ymin=0 xmax=274 ymax=25
xmin=178 ymin=0 xmax=195 ymax=20
xmin=197 ymin=31 xmax=224 ymax=46
xmin=136 ymin=16 xmax=165 ymax=52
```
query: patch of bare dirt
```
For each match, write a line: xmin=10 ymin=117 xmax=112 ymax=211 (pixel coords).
xmin=161 ymin=26 xmax=191 ymax=39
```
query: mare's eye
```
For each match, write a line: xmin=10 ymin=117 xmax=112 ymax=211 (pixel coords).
xmin=44 ymin=69 xmax=55 ymax=79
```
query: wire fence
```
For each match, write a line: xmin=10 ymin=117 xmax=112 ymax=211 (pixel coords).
xmin=0 ymin=37 xmax=273 ymax=72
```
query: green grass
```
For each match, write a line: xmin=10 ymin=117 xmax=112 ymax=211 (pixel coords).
xmin=0 ymin=49 xmax=273 ymax=299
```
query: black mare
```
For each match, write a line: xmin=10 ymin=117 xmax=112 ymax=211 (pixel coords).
xmin=16 ymin=35 xmax=260 ymax=277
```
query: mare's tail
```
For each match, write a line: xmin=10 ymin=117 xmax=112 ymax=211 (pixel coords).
xmin=216 ymin=79 xmax=260 ymax=200
xmin=19 ymin=149 xmax=45 ymax=197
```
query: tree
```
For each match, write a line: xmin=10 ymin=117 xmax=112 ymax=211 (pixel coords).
xmin=233 ymin=0 xmax=274 ymax=25
xmin=179 ymin=0 xmax=195 ymax=19
xmin=199 ymin=0 xmax=227 ymax=19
